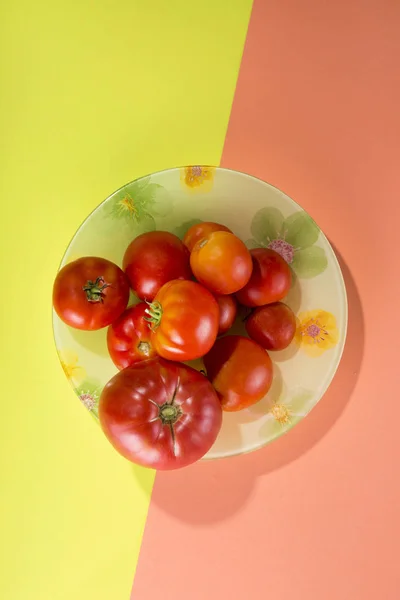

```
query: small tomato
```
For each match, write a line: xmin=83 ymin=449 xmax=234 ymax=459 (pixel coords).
xmin=107 ymin=303 xmax=157 ymax=370
xmin=236 ymin=248 xmax=291 ymax=307
xmin=190 ymin=231 xmax=253 ymax=295
xmin=183 ymin=221 xmax=232 ymax=252
xmin=203 ymin=335 xmax=273 ymax=411
xmin=215 ymin=294 xmax=238 ymax=335
xmin=123 ymin=231 xmax=191 ymax=301
xmin=53 ymin=257 xmax=130 ymax=330
xmin=245 ymin=302 xmax=296 ymax=351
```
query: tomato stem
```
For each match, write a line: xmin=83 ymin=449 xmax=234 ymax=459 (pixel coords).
xmin=83 ymin=276 xmax=110 ymax=303
xmin=144 ymin=301 xmax=163 ymax=330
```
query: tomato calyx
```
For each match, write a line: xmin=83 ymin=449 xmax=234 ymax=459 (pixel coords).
xmin=83 ymin=277 xmax=110 ymax=303
xmin=148 ymin=378 xmax=183 ymax=455
xmin=144 ymin=301 xmax=163 ymax=331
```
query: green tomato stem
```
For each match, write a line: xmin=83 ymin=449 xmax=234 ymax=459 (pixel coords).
xmin=144 ymin=301 xmax=163 ymax=330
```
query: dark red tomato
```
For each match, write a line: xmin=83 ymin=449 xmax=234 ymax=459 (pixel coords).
xmin=183 ymin=221 xmax=232 ymax=252
xmin=236 ymin=248 xmax=292 ymax=307
xmin=107 ymin=303 xmax=157 ymax=369
xmin=123 ymin=231 xmax=191 ymax=301
xmin=53 ymin=257 xmax=130 ymax=330
xmin=203 ymin=335 xmax=273 ymax=412
xmin=190 ymin=231 xmax=253 ymax=295
xmin=99 ymin=358 xmax=222 ymax=470
xmin=245 ymin=302 xmax=296 ymax=351
xmin=146 ymin=280 xmax=219 ymax=361
xmin=215 ymin=294 xmax=238 ymax=335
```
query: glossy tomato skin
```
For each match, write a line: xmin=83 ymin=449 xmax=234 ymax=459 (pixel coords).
xmin=123 ymin=231 xmax=191 ymax=301
xmin=236 ymin=248 xmax=292 ymax=307
xmin=183 ymin=221 xmax=232 ymax=252
xmin=203 ymin=335 xmax=273 ymax=411
xmin=215 ymin=294 xmax=238 ymax=335
xmin=245 ymin=302 xmax=296 ymax=351
xmin=107 ymin=303 xmax=157 ymax=370
xmin=190 ymin=231 xmax=253 ymax=295
xmin=148 ymin=280 xmax=219 ymax=361
xmin=53 ymin=257 xmax=130 ymax=330
xmin=99 ymin=358 xmax=222 ymax=470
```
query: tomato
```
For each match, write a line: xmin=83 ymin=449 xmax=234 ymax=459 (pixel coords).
xmin=107 ymin=303 xmax=157 ymax=369
xmin=53 ymin=257 xmax=130 ymax=330
xmin=183 ymin=221 xmax=232 ymax=252
xmin=99 ymin=358 xmax=222 ymax=470
xmin=203 ymin=335 xmax=273 ymax=411
xmin=245 ymin=302 xmax=296 ymax=350
xmin=215 ymin=294 xmax=238 ymax=335
xmin=190 ymin=231 xmax=253 ymax=295
xmin=146 ymin=280 xmax=219 ymax=361
xmin=123 ymin=231 xmax=191 ymax=301
xmin=236 ymin=248 xmax=292 ymax=307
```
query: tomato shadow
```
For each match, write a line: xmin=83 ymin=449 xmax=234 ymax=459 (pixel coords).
xmin=132 ymin=248 xmax=364 ymax=525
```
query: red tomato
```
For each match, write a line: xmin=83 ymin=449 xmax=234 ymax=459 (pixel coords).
xmin=53 ymin=257 xmax=130 ymax=330
xmin=236 ymin=248 xmax=292 ymax=307
xmin=123 ymin=231 xmax=191 ymax=301
xmin=146 ymin=280 xmax=219 ymax=361
xmin=183 ymin=221 xmax=232 ymax=252
xmin=245 ymin=302 xmax=296 ymax=351
xmin=107 ymin=303 xmax=157 ymax=369
xmin=215 ymin=294 xmax=238 ymax=335
xmin=203 ymin=335 xmax=273 ymax=411
xmin=99 ymin=358 xmax=222 ymax=470
xmin=190 ymin=231 xmax=253 ymax=295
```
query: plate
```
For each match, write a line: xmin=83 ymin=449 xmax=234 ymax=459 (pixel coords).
xmin=53 ymin=166 xmax=347 ymax=459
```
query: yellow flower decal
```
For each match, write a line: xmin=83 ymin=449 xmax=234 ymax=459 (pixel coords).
xmin=116 ymin=194 xmax=138 ymax=217
xmin=259 ymin=389 xmax=314 ymax=440
xmin=181 ymin=166 xmax=215 ymax=192
xmin=59 ymin=350 xmax=86 ymax=386
xmin=295 ymin=309 xmax=339 ymax=357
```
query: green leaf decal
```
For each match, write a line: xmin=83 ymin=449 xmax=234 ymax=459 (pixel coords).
xmin=284 ymin=212 xmax=320 ymax=249
xmin=250 ymin=207 xmax=284 ymax=245
xmin=292 ymin=246 xmax=327 ymax=278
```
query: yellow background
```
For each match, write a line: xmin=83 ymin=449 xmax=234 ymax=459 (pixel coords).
xmin=0 ymin=2 xmax=252 ymax=598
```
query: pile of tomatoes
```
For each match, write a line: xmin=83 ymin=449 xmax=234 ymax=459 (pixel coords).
xmin=53 ymin=222 xmax=296 ymax=470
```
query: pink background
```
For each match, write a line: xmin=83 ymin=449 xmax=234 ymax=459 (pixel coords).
xmin=132 ymin=1 xmax=400 ymax=598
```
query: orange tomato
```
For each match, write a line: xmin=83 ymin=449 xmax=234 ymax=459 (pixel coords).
xmin=190 ymin=231 xmax=253 ymax=295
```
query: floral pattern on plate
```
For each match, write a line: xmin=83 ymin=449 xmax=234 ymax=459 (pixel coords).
xmin=295 ymin=309 xmax=339 ymax=357
xmin=246 ymin=207 xmax=328 ymax=278
xmin=181 ymin=166 xmax=215 ymax=192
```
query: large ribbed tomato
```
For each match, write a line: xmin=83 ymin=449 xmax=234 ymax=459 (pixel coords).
xmin=99 ymin=358 xmax=222 ymax=470
xmin=146 ymin=280 xmax=219 ymax=361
